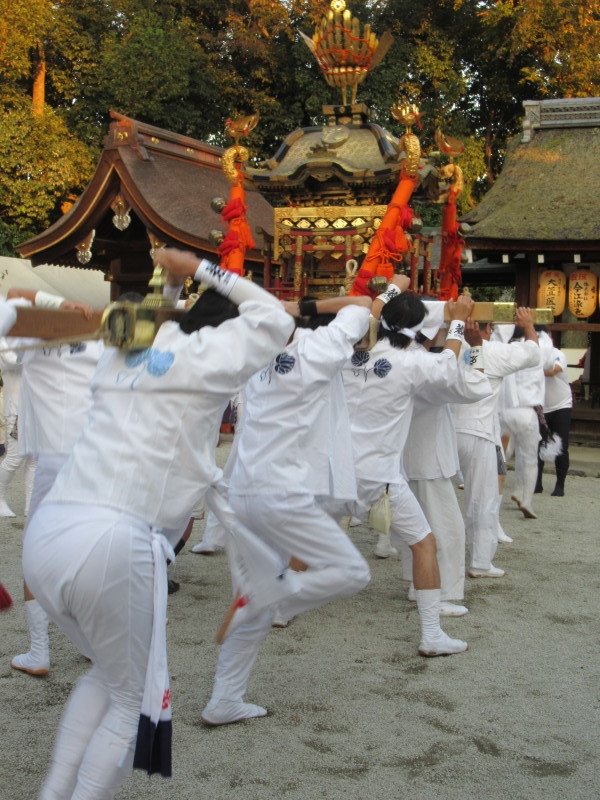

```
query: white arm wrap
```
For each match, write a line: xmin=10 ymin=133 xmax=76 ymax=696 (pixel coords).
xmin=35 ymin=290 xmax=65 ymax=309
xmin=193 ymin=259 xmax=239 ymax=298
xmin=464 ymin=345 xmax=484 ymax=369
xmin=446 ymin=319 xmax=466 ymax=342
xmin=376 ymin=284 xmax=402 ymax=305
xmin=193 ymin=259 xmax=281 ymax=309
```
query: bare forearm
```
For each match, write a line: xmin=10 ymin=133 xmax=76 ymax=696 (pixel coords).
xmin=314 ymin=296 xmax=371 ymax=314
xmin=6 ymin=288 xmax=38 ymax=303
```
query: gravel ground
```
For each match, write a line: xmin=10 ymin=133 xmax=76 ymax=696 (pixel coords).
xmin=1 ymin=447 xmax=599 ymax=800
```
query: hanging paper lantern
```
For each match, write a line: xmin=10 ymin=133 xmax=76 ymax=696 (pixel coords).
xmin=568 ymin=270 xmax=598 ymax=319
xmin=537 ymin=270 xmax=566 ymax=316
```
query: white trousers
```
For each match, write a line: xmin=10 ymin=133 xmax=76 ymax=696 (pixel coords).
xmin=350 ymin=478 xmax=431 ymax=546
xmin=0 ymin=424 xmax=36 ymax=509
xmin=408 ymin=477 xmax=466 ymax=600
xmin=201 ymin=509 xmax=227 ymax=549
xmin=456 ymin=433 xmax=498 ymax=570
xmin=23 ymin=503 xmax=155 ymax=800
xmin=502 ymin=407 xmax=540 ymax=510
xmin=208 ymin=492 xmax=370 ymax=704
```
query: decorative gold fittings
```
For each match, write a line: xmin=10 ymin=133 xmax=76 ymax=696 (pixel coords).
xmin=111 ymin=195 xmax=131 ymax=231
xmin=222 ymin=145 xmax=250 ymax=184
xmin=75 ymin=230 xmax=95 ymax=265
xmin=435 ymin=129 xmax=465 ymax=198
xmin=147 ymin=232 xmax=165 ymax=260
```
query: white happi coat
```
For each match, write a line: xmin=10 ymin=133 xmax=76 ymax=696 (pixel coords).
xmin=404 ymin=346 xmax=493 ymax=481
xmin=402 ymin=347 xmax=492 ymax=596
xmin=502 ymin=342 xmax=552 ymax=413
xmin=0 ymin=339 xmax=24 ymax=420
xmin=19 ymin=340 xmax=104 ymax=457
xmin=544 ymin=348 xmax=572 ymax=413
xmin=44 ymin=300 xmax=294 ymax=541
xmin=342 ymin=340 xmax=459 ymax=483
xmin=229 ymin=305 xmax=370 ymax=501
xmin=452 ymin=339 xmax=541 ymax=444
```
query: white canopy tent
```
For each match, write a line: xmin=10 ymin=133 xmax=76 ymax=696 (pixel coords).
xmin=0 ymin=257 xmax=110 ymax=309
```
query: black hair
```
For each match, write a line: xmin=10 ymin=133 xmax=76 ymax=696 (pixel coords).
xmin=511 ymin=325 xmax=525 ymax=340
xmin=179 ymin=289 xmax=238 ymax=333
xmin=378 ymin=293 xmax=426 ymax=350
xmin=534 ymin=324 xmax=548 ymax=333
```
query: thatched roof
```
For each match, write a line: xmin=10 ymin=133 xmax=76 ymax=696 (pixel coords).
xmin=463 ymin=124 xmax=600 ymax=244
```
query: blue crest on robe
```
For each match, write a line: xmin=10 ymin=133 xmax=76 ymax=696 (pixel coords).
xmin=351 ymin=350 xmax=370 ymax=367
xmin=373 ymin=358 xmax=392 ymax=378
xmin=119 ymin=347 xmax=175 ymax=388
xmin=274 ymin=352 xmax=296 ymax=375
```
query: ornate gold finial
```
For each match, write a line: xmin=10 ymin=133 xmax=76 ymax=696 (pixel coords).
xmin=390 ymin=102 xmax=422 ymax=133
xmin=435 ymin=129 xmax=465 ymax=161
xmin=390 ymin=102 xmax=422 ymax=178
xmin=222 ymin=113 xmax=259 ymax=184
xmin=299 ymin=1 xmax=393 ymax=105
xmin=436 ymin=129 xmax=465 ymax=199
xmin=224 ymin=112 xmax=259 ymax=147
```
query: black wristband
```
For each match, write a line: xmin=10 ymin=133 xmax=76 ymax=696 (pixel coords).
xmin=299 ymin=300 xmax=318 ymax=316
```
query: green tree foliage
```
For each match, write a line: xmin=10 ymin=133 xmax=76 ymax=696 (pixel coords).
xmin=481 ymin=0 xmax=600 ymax=97
xmin=0 ymin=98 xmax=95 ymax=249
xmin=0 ymin=0 xmax=598 ymax=253
xmin=0 ymin=0 xmax=52 ymax=82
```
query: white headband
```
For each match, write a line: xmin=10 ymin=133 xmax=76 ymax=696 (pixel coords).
xmin=380 ymin=317 xmax=426 ymax=339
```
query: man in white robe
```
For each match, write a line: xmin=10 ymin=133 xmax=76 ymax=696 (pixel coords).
xmin=202 ymin=295 xmax=372 ymax=726
xmin=5 ymin=288 xmax=102 ymax=677
xmin=23 ymin=251 xmax=294 ymax=799
xmin=452 ymin=309 xmax=540 ymax=577
xmin=501 ymin=326 xmax=554 ymax=518
xmin=0 ymin=332 xmax=36 ymax=517
xmin=403 ymin=307 xmax=492 ymax=616
xmin=341 ymin=277 xmax=472 ymax=656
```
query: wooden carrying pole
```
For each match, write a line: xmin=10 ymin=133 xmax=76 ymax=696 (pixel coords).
xmin=5 ymin=303 xmax=552 ymax=344
xmin=7 ymin=307 xmax=184 ymax=342
xmin=440 ymin=303 xmax=553 ymax=324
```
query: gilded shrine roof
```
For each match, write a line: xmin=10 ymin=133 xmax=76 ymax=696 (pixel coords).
xmin=249 ymin=104 xmax=437 ymax=207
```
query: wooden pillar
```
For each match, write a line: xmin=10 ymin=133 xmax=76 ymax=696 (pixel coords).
xmin=293 ymin=236 xmax=303 ymax=298
xmin=422 ymin=236 xmax=432 ymax=294
xmin=515 ymin=254 xmax=532 ymax=306
xmin=589 ymin=307 xmax=600 ymax=403
xmin=529 ymin=258 xmax=540 ymax=308
xmin=410 ymin=237 xmax=420 ymax=292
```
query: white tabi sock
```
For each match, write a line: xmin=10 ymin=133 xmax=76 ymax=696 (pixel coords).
xmin=415 ymin=588 xmax=442 ymax=642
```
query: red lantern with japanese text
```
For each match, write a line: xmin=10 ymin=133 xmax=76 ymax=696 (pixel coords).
xmin=537 ymin=270 xmax=566 ymax=316
xmin=568 ymin=270 xmax=598 ymax=318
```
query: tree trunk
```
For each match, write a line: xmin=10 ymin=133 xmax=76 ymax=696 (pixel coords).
xmin=32 ymin=42 xmax=46 ymax=116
